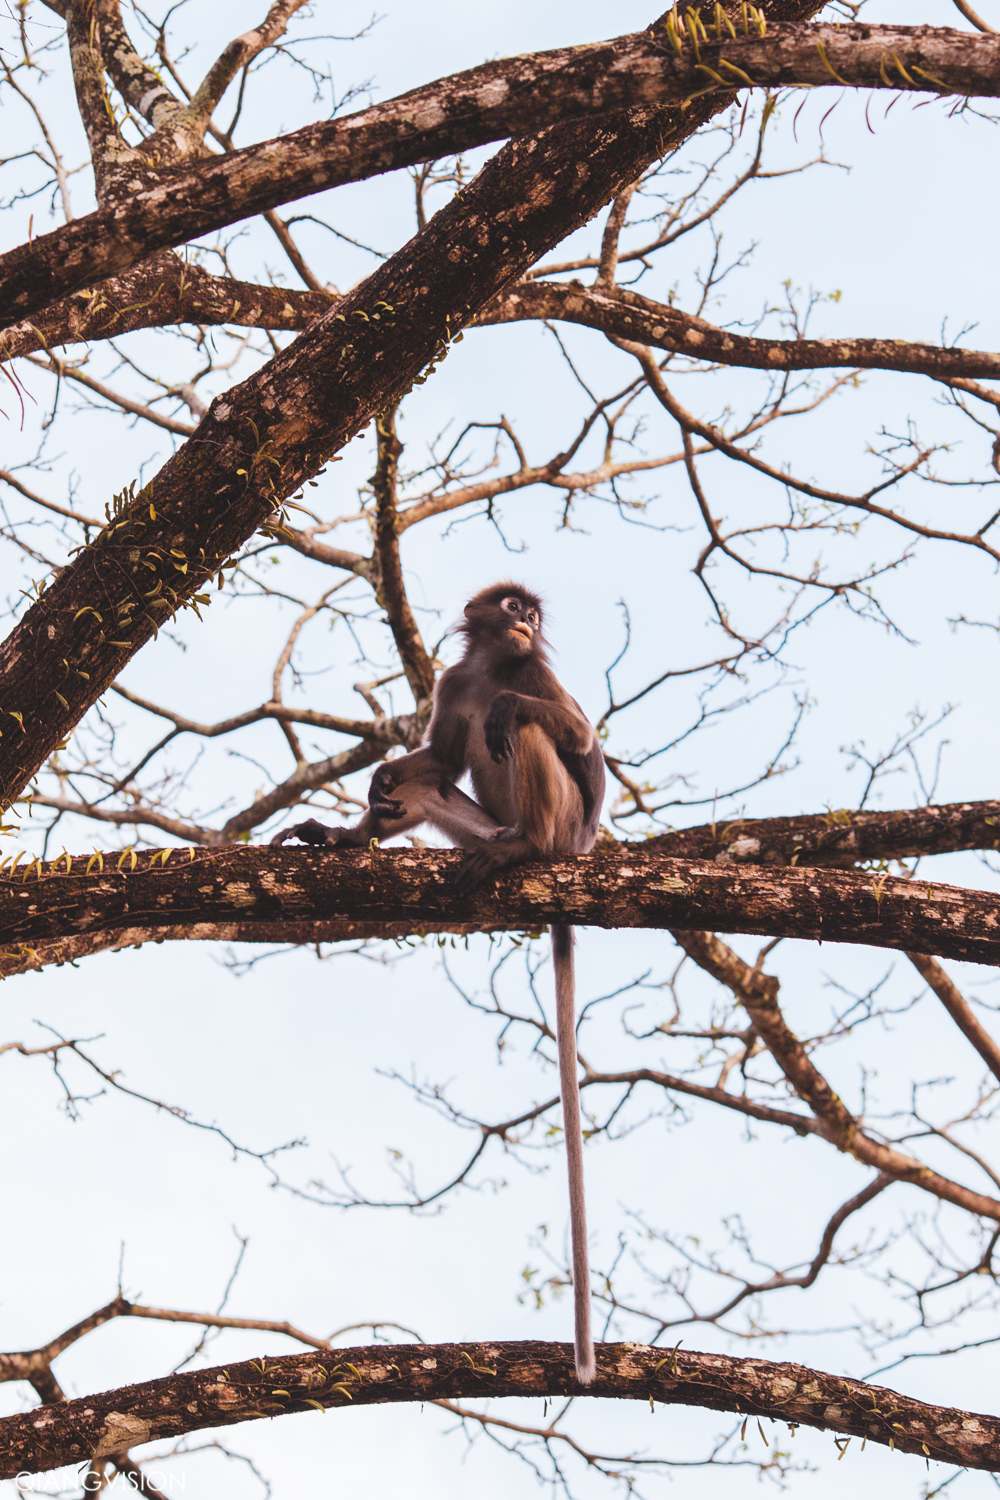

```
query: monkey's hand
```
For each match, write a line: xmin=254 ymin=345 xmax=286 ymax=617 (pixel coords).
xmin=484 ymin=693 xmax=518 ymax=763
xmin=368 ymin=764 xmax=405 ymax=819
xmin=271 ymin=818 xmax=346 ymax=848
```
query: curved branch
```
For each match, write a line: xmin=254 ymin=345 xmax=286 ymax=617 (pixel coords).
xmin=6 ymin=24 xmax=1000 ymax=331
xmin=671 ymin=929 xmax=999 ymax=1220
xmin=2 ymin=252 xmax=332 ymax=362
xmin=480 ymin=279 xmax=1000 ymax=381
xmin=188 ymin=2 xmax=311 ymax=127
xmin=4 ymin=843 xmax=1000 ymax=971
xmin=643 ymin=798 xmax=1000 ymax=865
xmin=3 ymin=1339 xmax=1000 ymax=1478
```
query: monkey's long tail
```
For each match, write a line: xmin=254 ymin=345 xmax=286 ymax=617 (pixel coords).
xmin=552 ymin=922 xmax=595 ymax=1385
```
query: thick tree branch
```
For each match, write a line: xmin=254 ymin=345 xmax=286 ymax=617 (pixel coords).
xmin=1 ymin=25 xmax=736 ymax=809
xmin=3 ymin=1339 xmax=1000 ymax=1478
xmin=480 ymin=279 xmax=1000 ymax=381
xmin=17 ymin=242 xmax=1000 ymax=393
xmin=1 ymin=252 xmax=332 ymax=361
xmin=9 ymin=798 xmax=994 ymax=978
xmin=4 ymin=847 xmax=1000 ymax=973
xmin=643 ymin=799 xmax=1000 ymax=865
xmin=4 ymin=24 xmax=1000 ymax=332
xmin=64 ymin=0 xmax=134 ymax=198
xmin=42 ymin=0 xmax=187 ymax=132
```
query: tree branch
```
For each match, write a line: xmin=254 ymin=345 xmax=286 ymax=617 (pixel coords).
xmin=906 ymin=950 xmax=1000 ymax=1083
xmin=642 ymin=799 xmax=1000 ymax=865
xmin=672 ymin=929 xmax=1000 ymax=1221
xmin=188 ymin=1 xmax=311 ymax=127
xmin=3 ymin=1339 xmax=1000 ymax=1478
xmin=41 ymin=0 xmax=186 ymax=132
xmin=480 ymin=279 xmax=1000 ymax=381
xmin=371 ymin=406 xmax=437 ymax=702
xmin=3 ymin=846 xmax=1000 ymax=973
xmin=1 ymin=252 xmax=332 ymax=361
xmin=64 ymin=0 xmax=134 ymax=199
xmin=5 ymin=24 xmax=1000 ymax=331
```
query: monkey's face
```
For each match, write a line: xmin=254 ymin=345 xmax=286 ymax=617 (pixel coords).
xmin=461 ymin=582 xmax=546 ymax=658
xmin=499 ymin=594 xmax=540 ymax=655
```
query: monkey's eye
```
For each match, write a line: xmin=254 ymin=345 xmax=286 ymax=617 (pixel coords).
xmin=501 ymin=597 xmax=520 ymax=614
xmin=525 ymin=610 xmax=538 ymax=628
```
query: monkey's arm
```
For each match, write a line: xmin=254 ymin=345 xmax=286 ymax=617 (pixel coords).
xmin=483 ymin=692 xmax=594 ymax=764
xmin=557 ymin=738 xmax=607 ymax=840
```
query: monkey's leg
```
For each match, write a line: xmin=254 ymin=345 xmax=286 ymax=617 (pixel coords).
xmin=457 ymin=725 xmax=583 ymax=886
xmin=272 ymin=777 xmax=500 ymax=851
xmin=270 ymin=817 xmax=361 ymax=849
xmin=552 ymin=922 xmax=595 ymax=1384
xmin=412 ymin=777 xmax=503 ymax=849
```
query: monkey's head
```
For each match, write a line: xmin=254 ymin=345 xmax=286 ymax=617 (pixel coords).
xmin=461 ymin=582 xmax=547 ymax=660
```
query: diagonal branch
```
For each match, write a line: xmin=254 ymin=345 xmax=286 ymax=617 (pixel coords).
xmin=620 ymin=340 xmax=1000 ymax=564
xmin=906 ymin=951 xmax=1000 ymax=1083
xmin=671 ymin=930 xmax=1000 ymax=1221
xmin=1 ymin=20 xmax=729 ymax=810
xmin=64 ymin=0 xmax=135 ymax=198
xmin=188 ymin=1 xmax=311 ymax=127
xmin=42 ymin=0 xmax=186 ymax=131
xmin=480 ymin=279 xmax=1000 ymax=381
xmin=7 ymin=24 xmax=1000 ymax=332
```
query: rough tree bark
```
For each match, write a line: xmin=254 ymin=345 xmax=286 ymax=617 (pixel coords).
xmin=2 ymin=1340 xmax=998 ymax=1478
xmin=480 ymin=280 xmax=1000 ymax=380
xmin=3 ymin=847 xmax=1000 ymax=969
xmin=644 ymin=799 xmax=1000 ymax=864
xmin=1 ymin=24 xmax=998 ymax=332
xmin=5 ymin=6 xmax=1000 ymax=1488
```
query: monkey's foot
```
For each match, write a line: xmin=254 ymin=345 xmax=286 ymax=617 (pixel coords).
xmin=455 ymin=835 xmax=532 ymax=890
xmin=367 ymin=765 xmax=405 ymax=820
xmin=368 ymin=794 xmax=405 ymax=819
xmin=270 ymin=818 xmax=359 ymax=849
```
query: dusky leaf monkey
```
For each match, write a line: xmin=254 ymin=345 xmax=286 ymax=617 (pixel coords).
xmin=272 ymin=583 xmax=606 ymax=1383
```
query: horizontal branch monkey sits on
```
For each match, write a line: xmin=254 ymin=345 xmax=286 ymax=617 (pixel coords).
xmin=273 ymin=583 xmax=606 ymax=1382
